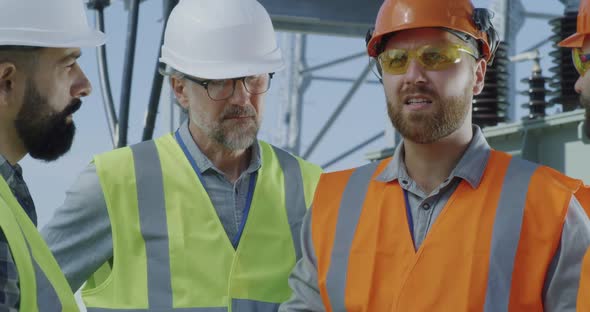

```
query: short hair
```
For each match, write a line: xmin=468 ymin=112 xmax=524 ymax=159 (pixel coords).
xmin=158 ymin=64 xmax=189 ymax=112
xmin=0 ymin=45 xmax=42 ymax=73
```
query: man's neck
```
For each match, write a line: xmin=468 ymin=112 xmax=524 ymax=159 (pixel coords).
xmin=403 ymin=125 xmax=473 ymax=195
xmin=0 ymin=125 xmax=26 ymax=165
xmin=189 ymin=123 xmax=251 ymax=183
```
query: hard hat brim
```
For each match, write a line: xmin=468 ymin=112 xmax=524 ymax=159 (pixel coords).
xmin=558 ymin=32 xmax=586 ymax=48
xmin=160 ymin=47 xmax=285 ymax=80
xmin=0 ymin=29 xmax=106 ymax=48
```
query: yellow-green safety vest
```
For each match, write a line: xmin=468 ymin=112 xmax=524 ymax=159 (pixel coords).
xmin=0 ymin=176 xmax=78 ymax=311
xmin=82 ymin=134 xmax=322 ymax=311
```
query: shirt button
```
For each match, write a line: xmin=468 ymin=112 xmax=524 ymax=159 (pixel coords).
xmin=422 ymin=203 xmax=431 ymax=210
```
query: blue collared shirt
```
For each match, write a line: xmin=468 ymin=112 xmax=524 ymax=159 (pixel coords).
xmin=375 ymin=125 xmax=491 ymax=249
xmin=176 ymin=120 xmax=261 ymax=240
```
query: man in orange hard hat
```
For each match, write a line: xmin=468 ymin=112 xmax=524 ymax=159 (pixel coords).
xmin=560 ymin=0 xmax=590 ymax=140
xmin=279 ymin=0 xmax=590 ymax=311
xmin=559 ymin=0 xmax=590 ymax=306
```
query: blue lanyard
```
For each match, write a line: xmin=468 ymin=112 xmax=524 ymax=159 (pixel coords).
xmin=403 ymin=189 xmax=415 ymax=248
xmin=174 ymin=130 xmax=257 ymax=248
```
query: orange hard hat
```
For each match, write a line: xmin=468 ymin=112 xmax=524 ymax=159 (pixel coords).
xmin=366 ymin=0 xmax=495 ymax=62
xmin=559 ymin=0 xmax=590 ymax=48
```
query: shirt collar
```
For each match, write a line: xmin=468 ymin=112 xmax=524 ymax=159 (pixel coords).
xmin=177 ymin=120 xmax=262 ymax=175
xmin=375 ymin=125 xmax=491 ymax=189
xmin=0 ymin=154 xmax=22 ymax=181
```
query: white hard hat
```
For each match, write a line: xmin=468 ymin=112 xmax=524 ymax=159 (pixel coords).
xmin=159 ymin=0 xmax=284 ymax=79
xmin=0 ymin=0 xmax=105 ymax=47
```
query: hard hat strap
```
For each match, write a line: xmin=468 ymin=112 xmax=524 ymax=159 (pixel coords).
xmin=365 ymin=28 xmax=383 ymax=81
xmin=473 ymin=8 xmax=500 ymax=64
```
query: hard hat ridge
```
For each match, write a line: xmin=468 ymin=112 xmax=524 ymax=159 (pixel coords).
xmin=0 ymin=0 xmax=105 ymax=47
xmin=159 ymin=0 xmax=284 ymax=80
xmin=366 ymin=0 xmax=498 ymax=63
xmin=559 ymin=0 xmax=590 ymax=48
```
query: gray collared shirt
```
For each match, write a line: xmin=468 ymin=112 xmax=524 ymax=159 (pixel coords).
xmin=375 ymin=125 xmax=490 ymax=249
xmin=42 ymin=121 xmax=262 ymax=291
xmin=279 ymin=126 xmax=590 ymax=312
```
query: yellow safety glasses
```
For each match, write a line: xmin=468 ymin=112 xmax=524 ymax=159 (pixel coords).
xmin=572 ymin=48 xmax=590 ymax=76
xmin=377 ymin=44 xmax=478 ymax=75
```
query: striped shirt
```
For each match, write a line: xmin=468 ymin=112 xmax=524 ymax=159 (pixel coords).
xmin=0 ymin=155 xmax=38 ymax=311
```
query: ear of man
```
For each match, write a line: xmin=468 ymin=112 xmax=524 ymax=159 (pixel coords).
xmin=0 ymin=46 xmax=41 ymax=110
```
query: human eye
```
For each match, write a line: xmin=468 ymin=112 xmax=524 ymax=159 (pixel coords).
xmin=386 ymin=50 xmax=408 ymax=66
xmin=208 ymin=79 xmax=228 ymax=88
xmin=421 ymin=48 xmax=450 ymax=66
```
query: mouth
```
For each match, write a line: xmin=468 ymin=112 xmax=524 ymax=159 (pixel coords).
xmin=64 ymin=99 xmax=82 ymax=116
xmin=403 ymin=95 xmax=433 ymax=111
xmin=224 ymin=115 xmax=255 ymax=120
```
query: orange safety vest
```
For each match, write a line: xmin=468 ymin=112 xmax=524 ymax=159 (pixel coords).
xmin=312 ymin=150 xmax=587 ymax=311
xmin=576 ymin=185 xmax=590 ymax=215
xmin=581 ymin=248 xmax=590 ymax=311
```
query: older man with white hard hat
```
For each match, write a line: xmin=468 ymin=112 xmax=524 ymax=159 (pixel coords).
xmin=42 ymin=0 xmax=322 ymax=311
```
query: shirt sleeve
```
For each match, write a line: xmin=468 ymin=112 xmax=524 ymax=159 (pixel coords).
xmin=543 ymin=195 xmax=590 ymax=312
xmin=0 ymin=231 xmax=19 ymax=311
xmin=40 ymin=163 xmax=113 ymax=292
xmin=279 ymin=207 xmax=326 ymax=312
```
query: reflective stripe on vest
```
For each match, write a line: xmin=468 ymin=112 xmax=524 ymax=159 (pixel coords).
xmin=132 ymin=140 xmax=173 ymax=308
xmin=271 ymin=146 xmax=307 ymax=260
xmin=87 ymin=298 xmax=279 ymax=312
xmin=326 ymin=161 xmax=380 ymax=311
xmin=325 ymin=155 xmax=539 ymax=311
xmin=483 ymin=157 xmax=538 ymax=311
xmin=0 ymin=177 xmax=78 ymax=311
xmin=86 ymin=136 xmax=321 ymax=311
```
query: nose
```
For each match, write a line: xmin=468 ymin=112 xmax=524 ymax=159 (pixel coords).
xmin=402 ymin=59 xmax=428 ymax=85
xmin=228 ymin=79 xmax=250 ymax=106
xmin=72 ymin=66 xmax=92 ymax=98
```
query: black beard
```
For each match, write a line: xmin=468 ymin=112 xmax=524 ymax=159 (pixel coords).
xmin=14 ymin=80 xmax=81 ymax=161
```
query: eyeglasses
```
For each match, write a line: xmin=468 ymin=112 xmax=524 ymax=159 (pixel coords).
xmin=572 ymin=48 xmax=590 ymax=76
xmin=377 ymin=44 xmax=478 ymax=75
xmin=183 ymin=73 xmax=274 ymax=101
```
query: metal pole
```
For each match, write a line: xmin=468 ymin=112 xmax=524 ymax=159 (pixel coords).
xmin=300 ymin=51 xmax=366 ymax=73
xmin=141 ymin=0 xmax=178 ymax=141
xmin=285 ymin=34 xmax=309 ymax=155
xmin=88 ymin=0 xmax=117 ymax=147
xmin=321 ymin=131 xmax=385 ymax=169
xmin=117 ymin=0 xmax=140 ymax=147
xmin=303 ymin=62 xmax=373 ymax=159
xmin=523 ymin=11 xmax=561 ymax=20
xmin=293 ymin=35 xmax=309 ymax=155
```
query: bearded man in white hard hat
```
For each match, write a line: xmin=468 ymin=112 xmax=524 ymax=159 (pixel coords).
xmin=0 ymin=0 xmax=105 ymax=310
xmin=41 ymin=0 xmax=322 ymax=310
